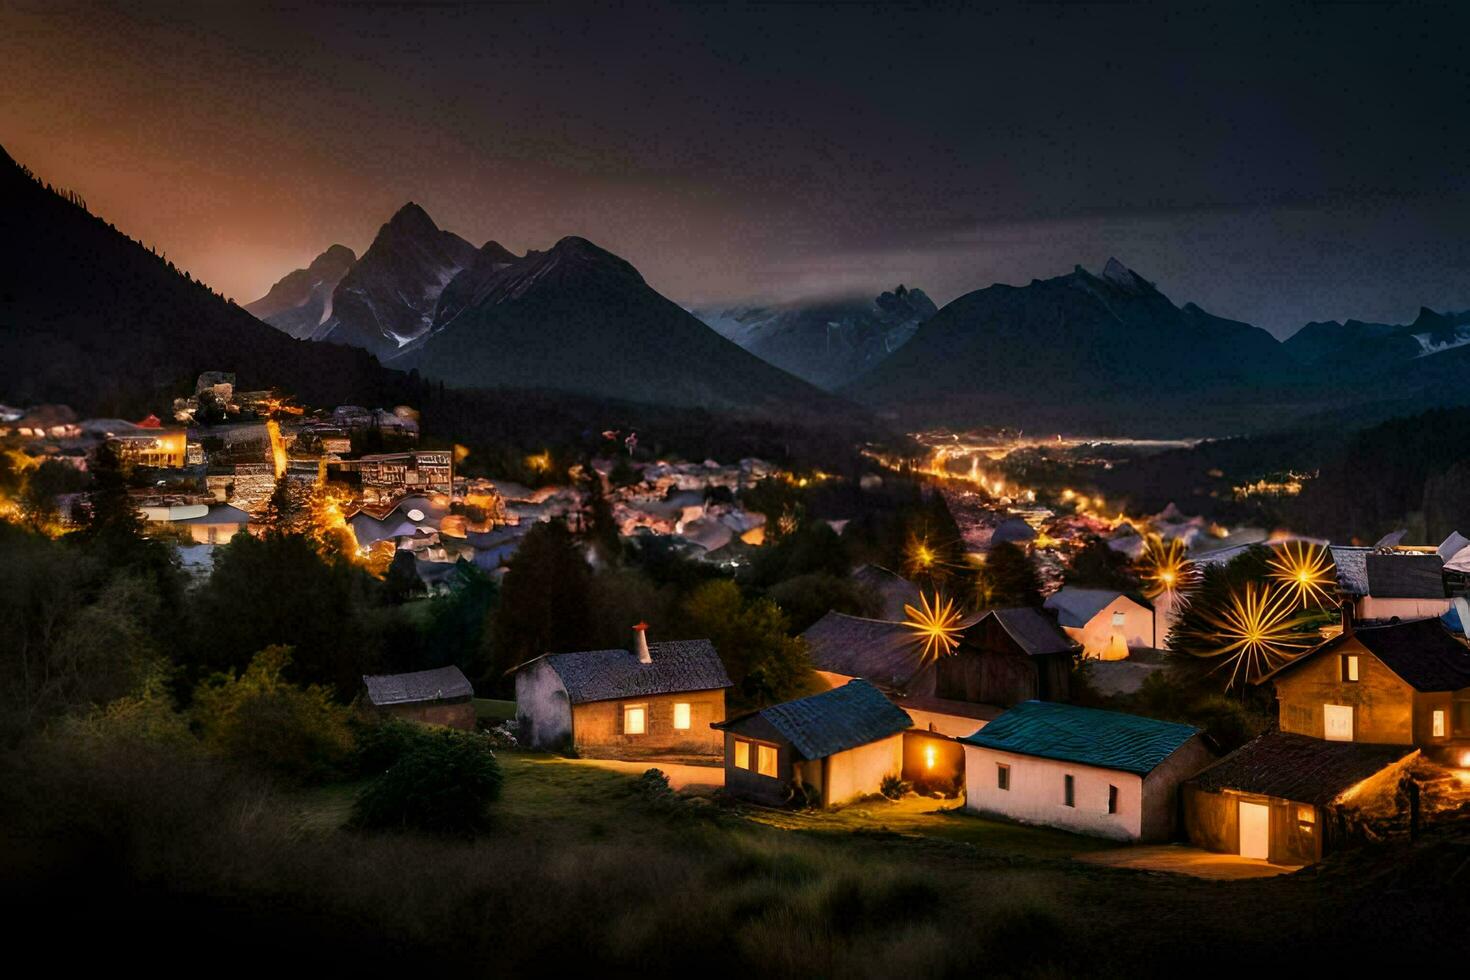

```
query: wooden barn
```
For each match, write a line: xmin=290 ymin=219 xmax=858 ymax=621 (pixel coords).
xmin=1257 ymin=616 xmax=1470 ymax=752
xmin=513 ymin=626 xmax=730 ymax=757
xmin=1183 ymin=732 xmax=1418 ymax=865
xmin=361 ymin=665 xmax=476 ymax=730
xmin=801 ymin=610 xmax=1003 ymax=736
xmin=713 ymin=679 xmax=913 ymax=808
xmin=935 ymin=608 xmax=1077 ymax=707
xmin=960 ymin=701 xmax=1213 ymax=841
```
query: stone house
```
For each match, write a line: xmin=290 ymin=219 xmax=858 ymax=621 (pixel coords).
xmin=513 ymin=627 xmax=730 ymax=757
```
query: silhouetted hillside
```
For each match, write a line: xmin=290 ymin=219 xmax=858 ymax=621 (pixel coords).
xmin=0 ymin=145 xmax=410 ymax=417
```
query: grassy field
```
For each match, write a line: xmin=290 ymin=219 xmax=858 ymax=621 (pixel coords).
xmin=7 ymin=739 xmax=1470 ymax=977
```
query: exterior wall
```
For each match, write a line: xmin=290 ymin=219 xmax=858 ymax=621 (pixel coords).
xmin=377 ymin=699 xmax=476 ymax=731
xmin=1182 ymin=787 xmax=1322 ymax=865
xmin=1357 ymin=596 xmax=1452 ymax=621
xmin=514 ymin=660 xmax=574 ymax=751
xmin=936 ymin=639 xmax=1070 ymax=706
xmin=721 ymin=722 xmax=794 ymax=806
xmin=188 ymin=523 xmax=245 ymax=545
xmin=570 ymin=689 xmax=725 ymax=757
xmin=962 ymin=745 xmax=1144 ymax=841
xmin=823 ymin=733 xmax=904 ymax=806
xmin=1066 ymin=597 xmax=1153 ymax=660
xmin=1274 ymin=638 xmax=1416 ymax=745
xmin=1411 ymin=689 xmax=1469 ymax=748
xmin=901 ymin=730 xmax=964 ymax=791
xmin=904 ymin=707 xmax=988 ymax=738
xmin=1138 ymin=735 xmax=1216 ymax=841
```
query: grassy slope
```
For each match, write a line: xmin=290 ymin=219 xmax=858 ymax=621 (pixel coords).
xmin=6 ymin=742 xmax=1468 ymax=977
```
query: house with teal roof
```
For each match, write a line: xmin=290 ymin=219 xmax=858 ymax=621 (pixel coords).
xmin=959 ymin=701 xmax=1215 ymax=841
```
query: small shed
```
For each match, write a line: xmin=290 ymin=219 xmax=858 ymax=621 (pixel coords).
xmin=960 ymin=701 xmax=1213 ymax=841
xmin=513 ymin=629 xmax=731 ymax=757
xmin=1044 ymin=587 xmax=1155 ymax=659
xmin=713 ymin=679 xmax=913 ymax=808
xmin=361 ymin=665 xmax=476 ymax=730
xmin=934 ymin=608 xmax=1077 ymax=706
xmin=1183 ymin=732 xmax=1418 ymax=865
xmin=803 ymin=610 xmax=937 ymax=695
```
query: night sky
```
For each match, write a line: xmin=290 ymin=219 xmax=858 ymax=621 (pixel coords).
xmin=4 ymin=2 xmax=1468 ymax=337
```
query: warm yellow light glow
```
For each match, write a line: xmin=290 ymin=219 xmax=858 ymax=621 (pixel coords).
xmin=924 ymin=744 xmax=936 ymax=770
xmin=526 ymin=451 xmax=552 ymax=473
xmin=1267 ymin=541 xmax=1336 ymax=609
xmin=903 ymin=591 xmax=965 ymax=662
xmin=266 ymin=419 xmax=287 ymax=479
xmin=1200 ymin=582 xmax=1316 ymax=689
xmin=1139 ymin=537 xmax=1198 ymax=599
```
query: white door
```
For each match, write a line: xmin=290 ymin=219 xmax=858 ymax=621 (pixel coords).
xmin=1239 ymin=801 xmax=1270 ymax=860
xmin=1323 ymin=704 xmax=1354 ymax=742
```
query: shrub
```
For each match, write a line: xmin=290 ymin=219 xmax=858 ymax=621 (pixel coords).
xmin=192 ymin=645 xmax=354 ymax=784
xmin=880 ymin=774 xmax=911 ymax=800
xmin=350 ymin=717 xmax=426 ymax=778
xmin=351 ymin=727 xmax=503 ymax=835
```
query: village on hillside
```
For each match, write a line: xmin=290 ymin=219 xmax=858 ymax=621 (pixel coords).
xmin=5 ymin=372 xmax=1470 ymax=880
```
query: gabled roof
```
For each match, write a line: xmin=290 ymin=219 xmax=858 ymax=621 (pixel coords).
xmin=959 ymin=700 xmax=1201 ymax=775
xmin=1259 ymin=617 xmax=1470 ymax=692
xmin=970 ymin=607 xmax=1076 ymax=656
xmin=528 ymin=640 xmax=731 ymax=704
xmin=362 ymin=665 xmax=473 ymax=706
xmin=175 ymin=504 xmax=251 ymax=525
xmin=1437 ymin=531 xmax=1470 ymax=563
xmin=801 ymin=611 xmax=941 ymax=694
xmin=1365 ymin=552 xmax=1445 ymax=599
xmin=1043 ymin=588 xmax=1150 ymax=629
xmin=1329 ymin=545 xmax=1370 ymax=596
xmin=1186 ymin=732 xmax=1415 ymax=806
xmin=716 ymin=679 xmax=912 ymax=760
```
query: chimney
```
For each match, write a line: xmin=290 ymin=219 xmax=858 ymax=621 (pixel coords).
xmin=633 ymin=622 xmax=652 ymax=664
xmin=1340 ymin=600 xmax=1354 ymax=635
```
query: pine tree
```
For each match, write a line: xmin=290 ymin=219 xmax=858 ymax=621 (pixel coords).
xmin=975 ymin=541 xmax=1043 ymax=609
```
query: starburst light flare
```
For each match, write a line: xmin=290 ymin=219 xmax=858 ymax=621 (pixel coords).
xmin=902 ymin=591 xmax=965 ymax=662
xmin=1267 ymin=540 xmax=1336 ymax=609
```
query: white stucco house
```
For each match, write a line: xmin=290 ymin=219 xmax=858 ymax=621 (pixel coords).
xmin=960 ymin=701 xmax=1215 ymax=842
xmin=1043 ymin=588 xmax=1156 ymax=659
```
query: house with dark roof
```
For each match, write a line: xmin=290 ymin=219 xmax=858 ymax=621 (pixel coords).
xmin=513 ymin=626 xmax=731 ymax=757
xmin=1182 ymin=732 xmax=1418 ymax=865
xmin=1257 ymin=616 xmax=1470 ymax=753
xmin=361 ymin=665 xmax=476 ymax=730
xmin=1043 ymin=587 xmax=1156 ymax=659
xmin=959 ymin=701 xmax=1214 ymax=841
xmin=803 ymin=611 xmax=939 ymax=696
xmin=712 ymin=679 xmax=915 ymax=807
xmin=934 ymin=607 xmax=1078 ymax=707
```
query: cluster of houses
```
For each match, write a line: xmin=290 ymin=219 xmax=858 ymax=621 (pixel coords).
xmin=481 ymin=529 xmax=1470 ymax=867
xmin=2 ymin=376 xmax=789 ymax=588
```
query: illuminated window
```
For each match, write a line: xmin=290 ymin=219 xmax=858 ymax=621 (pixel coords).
xmin=623 ymin=704 xmax=646 ymax=735
xmin=1111 ymin=611 xmax=1126 ymax=627
xmin=734 ymin=740 xmax=750 ymax=770
xmin=924 ymin=744 xmax=937 ymax=770
xmin=673 ymin=702 xmax=691 ymax=730
xmin=1063 ymin=774 xmax=1075 ymax=808
xmin=1341 ymin=655 xmax=1359 ymax=682
xmin=757 ymin=744 xmax=778 ymax=778
xmin=1107 ymin=785 xmax=1118 ymax=814
xmin=997 ymin=763 xmax=1010 ymax=790
xmin=1433 ymin=710 xmax=1446 ymax=738
xmin=1298 ymin=805 xmax=1315 ymax=829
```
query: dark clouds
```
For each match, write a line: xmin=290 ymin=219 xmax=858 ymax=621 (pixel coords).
xmin=3 ymin=2 xmax=1468 ymax=336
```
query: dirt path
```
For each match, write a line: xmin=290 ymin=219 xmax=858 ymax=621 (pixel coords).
xmin=1079 ymin=843 xmax=1301 ymax=880
xmin=566 ymin=757 xmax=725 ymax=792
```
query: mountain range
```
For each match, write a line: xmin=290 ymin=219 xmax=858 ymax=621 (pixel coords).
xmin=693 ymin=286 xmax=937 ymax=390
xmin=251 ymin=206 xmax=840 ymax=413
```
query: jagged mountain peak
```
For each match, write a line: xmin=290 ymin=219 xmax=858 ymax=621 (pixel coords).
xmin=385 ymin=201 xmax=439 ymax=235
xmin=311 ymin=243 xmax=357 ymax=270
